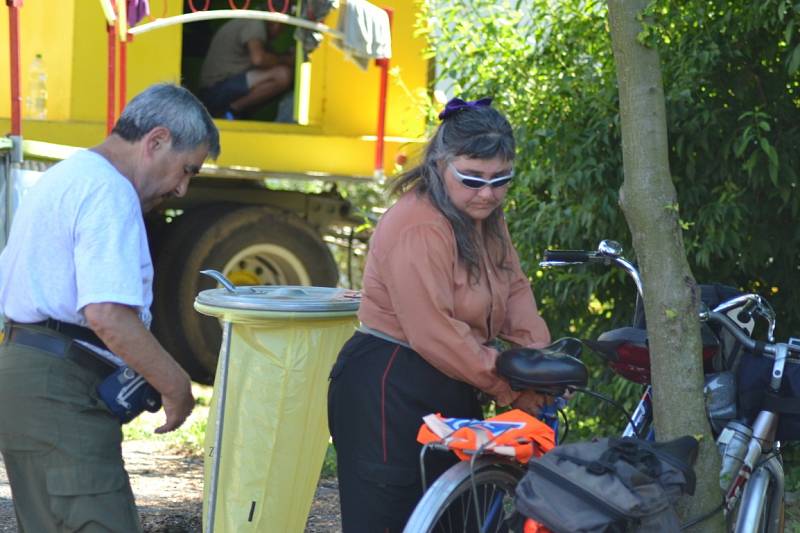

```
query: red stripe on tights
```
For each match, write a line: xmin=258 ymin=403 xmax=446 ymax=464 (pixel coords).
xmin=381 ymin=346 xmax=400 ymax=463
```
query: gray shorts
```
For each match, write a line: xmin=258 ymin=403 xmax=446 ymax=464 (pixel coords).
xmin=200 ymin=71 xmax=250 ymax=117
xmin=0 ymin=343 xmax=142 ymax=532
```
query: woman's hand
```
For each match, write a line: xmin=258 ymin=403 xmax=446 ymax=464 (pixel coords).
xmin=511 ymin=390 xmax=552 ymax=417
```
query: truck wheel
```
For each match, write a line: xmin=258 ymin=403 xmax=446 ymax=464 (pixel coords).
xmin=152 ymin=206 xmax=338 ymax=383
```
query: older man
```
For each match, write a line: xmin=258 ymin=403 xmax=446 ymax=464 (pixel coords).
xmin=0 ymin=83 xmax=219 ymax=532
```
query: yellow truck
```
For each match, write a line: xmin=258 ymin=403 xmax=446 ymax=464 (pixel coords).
xmin=0 ymin=0 xmax=429 ymax=382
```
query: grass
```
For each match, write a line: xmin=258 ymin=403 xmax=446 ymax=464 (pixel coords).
xmin=122 ymin=383 xmax=212 ymax=457
xmin=321 ymin=441 xmax=338 ymax=479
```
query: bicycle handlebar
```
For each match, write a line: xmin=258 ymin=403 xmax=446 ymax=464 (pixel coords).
xmin=712 ymin=294 xmax=776 ymax=341
xmin=541 ymin=239 xmax=778 ymax=341
xmin=705 ymin=310 xmax=796 ymax=358
xmin=541 ymin=250 xmax=592 ymax=263
xmin=541 ymin=241 xmax=644 ymax=298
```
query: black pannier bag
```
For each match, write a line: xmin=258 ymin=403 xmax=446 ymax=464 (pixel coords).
xmin=737 ymin=345 xmax=800 ymax=442
xmin=515 ymin=436 xmax=698 ymax=533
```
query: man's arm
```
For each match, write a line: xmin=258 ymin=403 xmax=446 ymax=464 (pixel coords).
xmin=247 ymin=39 xmax=294 ymax=69
xmin=84 ymin=302 xmax=194 ymax=434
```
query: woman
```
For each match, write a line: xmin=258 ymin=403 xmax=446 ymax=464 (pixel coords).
xmin=327 ymin=97 xmax=551 ymax=532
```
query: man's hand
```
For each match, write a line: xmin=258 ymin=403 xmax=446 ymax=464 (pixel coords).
xmin=84 ymin=302 xmax=198 ymax=433
xmin=511 ymin=390 xmax=552 ymax=417
xmin=155 ymin=369 xmax=195 ymax=434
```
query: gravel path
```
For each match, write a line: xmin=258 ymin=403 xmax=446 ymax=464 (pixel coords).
xmin=0 ymin=440 xmax=341 ymax=532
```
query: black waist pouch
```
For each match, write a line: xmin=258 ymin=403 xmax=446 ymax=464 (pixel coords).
xmin=97 ymin=366 xmax=162 ymax=424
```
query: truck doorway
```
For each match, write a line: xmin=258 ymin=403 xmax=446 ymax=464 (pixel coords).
xmin=181 ymin=2 xmax=300 ymax=123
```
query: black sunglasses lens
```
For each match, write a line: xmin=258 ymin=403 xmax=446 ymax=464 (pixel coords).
xmin=491 ymin=177 xmax=513 ymax=188
xmin=460 ymin=177 xmax=488 ymax=189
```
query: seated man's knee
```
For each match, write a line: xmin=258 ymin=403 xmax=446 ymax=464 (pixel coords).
xmin=274 ymin=65 xmax=293 ymax=90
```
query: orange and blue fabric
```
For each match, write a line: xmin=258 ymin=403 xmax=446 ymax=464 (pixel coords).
xmin=524 ymin=518 xmax=554 ymax=532
xmin=416 ymin=408 xmax=555 ymax=463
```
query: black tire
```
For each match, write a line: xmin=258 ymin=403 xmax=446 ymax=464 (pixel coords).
xmin=151 ymin=205 xmax=338 ymax=383
xmin=403 ymin=459 xmax=525 ymax=533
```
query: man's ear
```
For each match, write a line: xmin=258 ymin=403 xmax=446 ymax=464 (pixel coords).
xmin=144 ymin=126 xmax=172 ymax=156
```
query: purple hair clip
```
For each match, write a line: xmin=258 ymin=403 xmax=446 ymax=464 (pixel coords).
xmin=438 ymin=97 xmax=493 ymax=121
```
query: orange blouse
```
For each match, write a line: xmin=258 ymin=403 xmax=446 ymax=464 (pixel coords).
xmin=358 ymin=191 xmax=551 ymax=405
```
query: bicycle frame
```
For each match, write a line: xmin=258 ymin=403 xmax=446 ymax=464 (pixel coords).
xmin=622 ymin=384 xmax=653 ymax=439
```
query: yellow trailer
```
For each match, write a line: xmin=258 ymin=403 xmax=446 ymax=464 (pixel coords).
xmin=0 ymin=0 xmax=429 ymax=381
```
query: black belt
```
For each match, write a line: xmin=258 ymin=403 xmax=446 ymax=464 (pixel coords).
xmin=3 ymin=323 xmax=117 ymax=378
xmin=31 ymin=318 xmax=109 ymax=351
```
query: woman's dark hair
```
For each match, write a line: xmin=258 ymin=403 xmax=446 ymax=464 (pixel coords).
xmin=390 ymin=104 xmax=516 ymax=284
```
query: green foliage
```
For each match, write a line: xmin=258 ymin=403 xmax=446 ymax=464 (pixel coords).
xmin=420 ymin=0 xmax=633 ymax=341
xmin=423 ymin=0 xmax=800 ymax=335
xmin=422 ymin=0 xmax=800 ymax=437
xmin=643 ymin=1 xmax=800 ymax=338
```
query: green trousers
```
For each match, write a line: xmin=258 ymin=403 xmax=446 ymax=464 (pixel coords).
xmin=0 ymin=342 xmax=142 ymax=532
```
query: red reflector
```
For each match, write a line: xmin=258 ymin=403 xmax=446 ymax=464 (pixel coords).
xmin=615 ymin=343 xmax=650 ymax=368
xmin=612 ymin=343 xmax=721 ymax=384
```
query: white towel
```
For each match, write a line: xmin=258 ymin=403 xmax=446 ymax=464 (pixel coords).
xmin=333 ymin=0 xmax=392 ymax=70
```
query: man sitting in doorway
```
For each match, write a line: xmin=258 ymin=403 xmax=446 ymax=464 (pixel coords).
xmin=199 ymin=17 xmax=294 ymax=120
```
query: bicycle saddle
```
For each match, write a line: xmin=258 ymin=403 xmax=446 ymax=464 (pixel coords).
xmin=496 ymin=337 xmax=588 ymax=394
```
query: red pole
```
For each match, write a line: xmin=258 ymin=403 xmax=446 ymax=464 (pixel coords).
xmin=118 ymin=37 xmax=127 ymax=116
xmin=374 ymin=8 xmax=393 ymax=177
xmin=106 ymin=23 xmax=116 ymax=134
xmin=7 ymin=0 xmax=23 ymax=136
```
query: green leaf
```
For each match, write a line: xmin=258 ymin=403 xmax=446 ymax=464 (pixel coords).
xmin=733 ymin=136 xmax=749 ymax=158
xmin=769 ymin=162 xmax=779 ymax=186
xmin=759 ymin=137 xmax=779 ymax=168
xmin=788 ymin=44 xmax=800 ymax=74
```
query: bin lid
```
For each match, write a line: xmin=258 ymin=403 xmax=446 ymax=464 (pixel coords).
xmin=195 ymin=285 xmax=361 ymax=313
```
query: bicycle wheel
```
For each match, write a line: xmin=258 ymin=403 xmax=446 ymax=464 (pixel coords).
xmin=733 ymin=455 xmax=784 ymax=533
xmin=403 ymin=458 xmax=525 ymax=533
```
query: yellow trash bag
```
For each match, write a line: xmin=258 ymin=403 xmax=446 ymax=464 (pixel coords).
xmin=195 ymin=286 xmax=359 ymax=532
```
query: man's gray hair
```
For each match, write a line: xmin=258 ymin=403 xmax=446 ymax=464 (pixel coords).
xmin=112 ymin=83 xmax=221 ymax=158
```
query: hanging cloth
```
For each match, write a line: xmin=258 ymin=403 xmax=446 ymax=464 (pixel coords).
xmin=127 ymin=0 xmax=150 ymax=28
xmin=294 ymin=0 xmax=339 ymax=61
xmin=332 ymin=0 xmax=392 ymax=70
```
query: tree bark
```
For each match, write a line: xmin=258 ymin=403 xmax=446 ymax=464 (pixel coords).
xmin=606 ymin=1 xmax=724 ymax=530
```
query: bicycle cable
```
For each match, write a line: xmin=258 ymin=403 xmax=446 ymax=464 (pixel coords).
xmin=557 ymin=407 xmax=570 ymax=442
xmin=468 ymin=437 xmax=499 ymax=532
xmin=569 ymin=387 xmax=640 ymax=438
xmin=679 ymin=501 xmax=724 ymax=530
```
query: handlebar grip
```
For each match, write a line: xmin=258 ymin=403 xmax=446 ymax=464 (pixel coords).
xmin=543 ymin=250 xmax=591 ymax=262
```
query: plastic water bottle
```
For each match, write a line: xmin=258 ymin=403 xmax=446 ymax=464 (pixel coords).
xmin=25 ymin=54 xmax=48 ymax=120
xmin=717 ymin=420 xmax=753 ymax=491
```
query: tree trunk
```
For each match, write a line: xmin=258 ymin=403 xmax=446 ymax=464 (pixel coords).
xmin=606 ymin=1 xmax=723 ymax=530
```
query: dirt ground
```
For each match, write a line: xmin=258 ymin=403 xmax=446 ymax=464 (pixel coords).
xmin=0 ymin=440 xmax=341 ymax=533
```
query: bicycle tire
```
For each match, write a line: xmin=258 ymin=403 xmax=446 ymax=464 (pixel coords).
xmin=403 ymin=458 xmax=525 ymax=533
xmin=733 ymin=455 xmax=784 ymax=533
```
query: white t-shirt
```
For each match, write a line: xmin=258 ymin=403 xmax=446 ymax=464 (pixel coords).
xmin=0 ymin=150 xmax=153 ymax=332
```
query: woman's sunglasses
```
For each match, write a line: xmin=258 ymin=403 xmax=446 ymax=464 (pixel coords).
xmin=448 ymin=163 xmax=514 ymax=190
